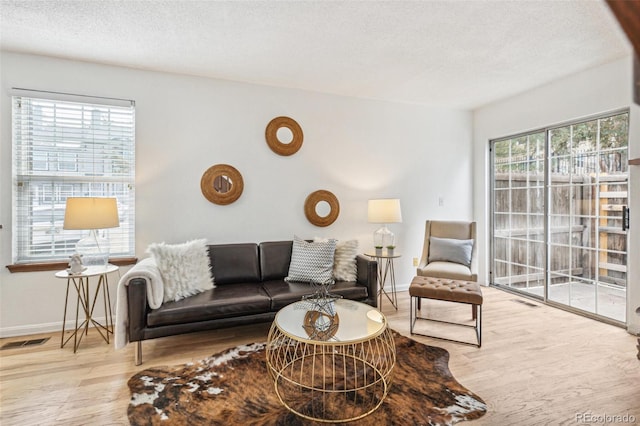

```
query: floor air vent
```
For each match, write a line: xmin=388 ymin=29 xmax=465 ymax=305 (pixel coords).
xmin=1 ymin=337 xmax=50 ymax=350
xmin=512 ymin=299 xmax=540 ymax=308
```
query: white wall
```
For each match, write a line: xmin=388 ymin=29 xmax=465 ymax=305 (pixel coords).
xmin=473 ymin=56 xmax=640 ymax=334
xmin=0 ymin=52 xmax=473 ymax=337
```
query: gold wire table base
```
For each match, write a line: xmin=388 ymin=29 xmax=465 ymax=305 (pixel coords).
xmin=59 ymin=271 xmax=114 ymax=353
xmin=377 ymin=257 xmax=398 ymax=310
xmin=364 ymin=252 xmax=400 ymax=310
xmin=266 ymin=322 xmax=396 ymax=423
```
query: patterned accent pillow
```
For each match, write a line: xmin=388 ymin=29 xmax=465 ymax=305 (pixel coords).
xmin=286 ymin=236 xmax=337 ymax=284
xmin=147 ymin=239 xmax=215 ymax=303
xmin=315 ymin=237 xmax=358 ymax=282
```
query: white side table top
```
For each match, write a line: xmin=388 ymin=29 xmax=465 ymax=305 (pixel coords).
xmin=55 ymin=264 xmax=119 ymax=279
xmin=364 ymin=251 xmax=402 ymax=259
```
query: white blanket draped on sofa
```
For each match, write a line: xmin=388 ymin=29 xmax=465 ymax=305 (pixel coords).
xmin=115 ymin=257 xmax=164 ymax=349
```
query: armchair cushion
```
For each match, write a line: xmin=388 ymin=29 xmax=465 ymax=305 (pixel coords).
xmin=418 ymin=261 xmax=475 ymax=281
xmin=428 ymin=236 xmax=474 ymax=267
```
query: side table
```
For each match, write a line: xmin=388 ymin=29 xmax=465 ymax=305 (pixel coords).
xmin=55 ymin=264 xmax=119 ymax=352
xmin=364 ymin=251 xmax=401 ymax=310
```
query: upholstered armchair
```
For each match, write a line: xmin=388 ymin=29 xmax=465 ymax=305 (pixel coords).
xmin=417 ymin=220 xmax=477 ymax=282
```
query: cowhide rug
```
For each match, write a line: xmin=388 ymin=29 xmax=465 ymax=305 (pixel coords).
xmin=127 ymin=332 xmax=487 ymax=425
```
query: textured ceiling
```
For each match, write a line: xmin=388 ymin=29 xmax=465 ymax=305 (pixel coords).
xmin=0 ymin=0 xmax=632 ymax=109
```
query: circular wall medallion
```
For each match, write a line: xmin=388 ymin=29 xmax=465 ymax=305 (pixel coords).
xmin=200 ymin=164 xmax=244 ymax=205
xmin=304 ymin=190 xmax=340 ymax=227
xmin=265 ymin=116 xmax=303 ymax=156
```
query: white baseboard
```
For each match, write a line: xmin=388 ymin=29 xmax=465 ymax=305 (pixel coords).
xmin=395 ymin=282 xmax=410 ymax=292
xmin=0 ymin=316 xmax=109 ymax=339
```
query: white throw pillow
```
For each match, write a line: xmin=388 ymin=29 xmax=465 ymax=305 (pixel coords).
xmin=315 ymin=237 xmax=358 ymax=282
xmin=286 ymin=236 xmax=337 ymax=284
xmin=147 ymin=239 xmax=215 ymax=303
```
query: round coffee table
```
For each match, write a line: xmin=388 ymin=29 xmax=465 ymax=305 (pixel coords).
xmin=265 ymin=298 xmax=396 ymax=423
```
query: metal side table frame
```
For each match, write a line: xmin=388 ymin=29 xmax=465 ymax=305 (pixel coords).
xmin=55 ymin=264 xmax=119 ymax=352
xmin=365 ymin=251 xmax=401 ymax=310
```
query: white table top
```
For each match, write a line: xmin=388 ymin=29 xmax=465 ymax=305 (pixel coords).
xmin=364 ymin=251 xmax=401 ymax=259
xmin=274 ymin=299 xmax=386 ymax=344
xmin=55 ymin=263 xmax=119 ymax=279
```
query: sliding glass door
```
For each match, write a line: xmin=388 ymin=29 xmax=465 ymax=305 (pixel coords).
xmin=492 ymin=132 xmax=546 ymax=297
xmin=491 ymin=111 xmax=629 ymax=324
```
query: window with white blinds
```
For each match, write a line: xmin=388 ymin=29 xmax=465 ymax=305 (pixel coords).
xmin=12 ymin=94 xmax=135 ymax=263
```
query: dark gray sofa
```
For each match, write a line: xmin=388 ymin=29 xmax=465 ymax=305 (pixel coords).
xmin=126 ymin=240 xmax=378 ymax=364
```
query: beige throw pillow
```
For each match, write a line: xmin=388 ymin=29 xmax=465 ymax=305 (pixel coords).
xmin=315 ymin=237 xmax=359 ymax=282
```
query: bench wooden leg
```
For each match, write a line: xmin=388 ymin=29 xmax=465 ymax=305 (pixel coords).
xmin=472 ymin=304 xmax=477 ymax=320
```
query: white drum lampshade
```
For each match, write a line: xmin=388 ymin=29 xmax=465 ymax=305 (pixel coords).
xmin=63 ymin=197 xmax=119 ymax=265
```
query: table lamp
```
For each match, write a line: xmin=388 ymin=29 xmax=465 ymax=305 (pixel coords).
xmin=367 ymin=199 xmax=402 ymax=250
xmin=63 ymin=197 xmax=119 ymax=266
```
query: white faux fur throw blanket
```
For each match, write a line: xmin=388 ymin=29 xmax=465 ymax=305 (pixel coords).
xmin=115 ymin=257 xmax=164 ymax=350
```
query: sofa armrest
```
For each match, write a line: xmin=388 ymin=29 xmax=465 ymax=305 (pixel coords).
xmin=356 ymin=254 xmax=378 ymax=308
xmin=127 ymin=278 xmax=150 ymax=342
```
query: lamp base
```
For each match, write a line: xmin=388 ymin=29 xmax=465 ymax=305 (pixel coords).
xmin=75 ymin=230 xmax=110 ymax=266
xmin=373 ymin=225 xmax=395 ymax=250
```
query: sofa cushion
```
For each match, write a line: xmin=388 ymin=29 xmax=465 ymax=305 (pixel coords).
xmin=286 ymin=236 xmax=336 ymax=284
xmin=147 ymin=283 xmax=271 ymax=327
xmin=208 ymin=243 xmax=261 ymax=284
xmin=259 ymin=241 xmax=293 ymax=281
xmin=263 ymin=280 xmax=369 ymax=311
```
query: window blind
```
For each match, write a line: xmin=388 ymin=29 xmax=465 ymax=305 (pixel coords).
xmin=12 ymin=95 xmax=135 ymax=263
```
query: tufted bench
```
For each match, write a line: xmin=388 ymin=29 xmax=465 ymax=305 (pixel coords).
xmin=409 ymin=276 xmax=483 ymax=347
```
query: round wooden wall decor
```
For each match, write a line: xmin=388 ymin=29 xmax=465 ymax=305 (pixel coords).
xmin=200 ymin=164 xmax=244 ymax=205
xmin=265 ymin=116 xmax=303 ymax=156
xmin=304 ymin=190 xmax=340 ymax=227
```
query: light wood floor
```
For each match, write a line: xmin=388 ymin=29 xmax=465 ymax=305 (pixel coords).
xmin=1 ymin=287 xmax=638 ymax=425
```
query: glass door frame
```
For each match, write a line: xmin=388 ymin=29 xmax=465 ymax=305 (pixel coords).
xmin=489 ymin=108 xmax=630 ymax=327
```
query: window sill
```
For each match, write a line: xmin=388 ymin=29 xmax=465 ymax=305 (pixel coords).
xmin=6 ymin=257 xmax=138 ymax=273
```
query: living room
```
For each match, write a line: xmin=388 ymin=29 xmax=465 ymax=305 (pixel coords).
xmin=1 ymin=1 xmax=639 ymax=425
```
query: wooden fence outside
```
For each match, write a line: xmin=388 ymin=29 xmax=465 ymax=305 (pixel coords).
xmin=493 ymin=172 xmax=628 ymax=288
